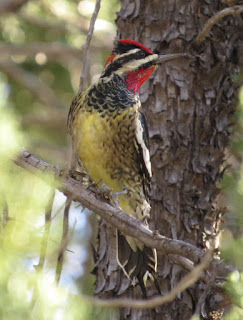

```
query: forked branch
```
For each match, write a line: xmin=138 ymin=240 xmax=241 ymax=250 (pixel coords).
xmin=13 ymin=148 xmax=236 ymax=280
xmin=70 ymin=251 xmax=213 ymax=309
xmin=196 ymin=5 xmax=243 ymax=45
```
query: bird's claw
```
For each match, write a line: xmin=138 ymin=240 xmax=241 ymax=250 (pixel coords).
xmin=67 ymin=169 xmax=90 ymax=185
xmin=99 ymin=184 xmax=128 ymax=208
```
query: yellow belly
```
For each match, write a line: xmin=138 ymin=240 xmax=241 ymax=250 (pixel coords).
xmin=72 ymin=109 xmax=144 ymax=217
xmin=72 ymin=109 xmax=150 ymax=250
xmin=73 ymin=111 xmax=126 ymax=190
xmin=72 ymin=108 xmax=150 ymax=224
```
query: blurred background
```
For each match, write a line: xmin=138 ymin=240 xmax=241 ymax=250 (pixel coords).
xmin=0 ymin=0 xmax=119 ymax=319
xmin=0 ymin=0 xmax=242 ymax=319
xmin=0 ymin=0 xmax=119 ymax=166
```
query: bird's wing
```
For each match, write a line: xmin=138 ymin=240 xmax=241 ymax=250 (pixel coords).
xmin=67 ymin=90 xmax=87 ymax=134
xmin=135 ymin=111 xmax=152 ymax=198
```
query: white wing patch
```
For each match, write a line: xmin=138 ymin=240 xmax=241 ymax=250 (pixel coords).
xmin=135 ymin=115 xmax=152 ymax=178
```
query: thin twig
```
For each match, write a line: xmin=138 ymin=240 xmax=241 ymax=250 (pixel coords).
xmin=36 ymin=190 xmax=55 ymax=271
xmin=1 ymin=198 xmax=9 ymax=228
xmin=13 ymin=148 xmax=236 ymax=280
xmin=31 ymin=190 xmax=55 ymax=310
xmin=70 ymin=251 xmax=212 ymax=309
xmin=195 ymin=274 xmax=216 ymax=315
xmin=0 ymin=196 xmax=10 ymax=237
xmin=168 ymin=253 xmax=221 ymax=291
xmin=55 ymin=197 xmax=72 ymax=283
xmin=71 ymin=0 xmax=101 ymax=170
xmin=195 ymin=5 xmax=243 ymax=45
xmin=79 ymin=0 xmax=101 ymax=92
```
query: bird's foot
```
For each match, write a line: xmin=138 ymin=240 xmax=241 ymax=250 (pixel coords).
xmin=99 ymin=183 xmax=113 ymax=199
xmin=67 ymin=169 xmax=90 ymax=185
xmin=99 ymin=184 xmax=128 ymax=208
xmin=111 ymin=188 xmax=128 ymax=208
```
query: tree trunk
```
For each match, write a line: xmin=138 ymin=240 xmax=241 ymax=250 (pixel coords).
xmin=94 ymin=1 xmax=240 ymax=319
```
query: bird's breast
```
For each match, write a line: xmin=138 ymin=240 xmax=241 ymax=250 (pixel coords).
xmin=72 ymin=107 xmax=139 ymax=194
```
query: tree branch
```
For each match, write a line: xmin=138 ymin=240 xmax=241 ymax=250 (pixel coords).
xmin=31 ymin=190 xmax=55 ymax=310
xmin=70 ymin=250 xmax=212 ymax=309
xmin=36 ymin=190 xmax=55 ymax=271
xmin=195 ymin=5 xmax=243 ymax=45
xmin=79 ymin=0 xmax=101 ymax=92
xmin=55 ymin=197 xmax=71 ymax=283
xmin=13 ymin=148 xmax=236 ymax=280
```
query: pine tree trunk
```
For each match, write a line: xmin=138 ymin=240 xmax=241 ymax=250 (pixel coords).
xmin=94 ymin=1 xmax=240 ymax=319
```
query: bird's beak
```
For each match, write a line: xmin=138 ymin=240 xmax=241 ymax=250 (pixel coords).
xmin=154 ymin=53 xmax=188 ymax=64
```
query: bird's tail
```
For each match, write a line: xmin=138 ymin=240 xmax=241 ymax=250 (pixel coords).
xmin=116 ymin=230 xmax=160 ymax=297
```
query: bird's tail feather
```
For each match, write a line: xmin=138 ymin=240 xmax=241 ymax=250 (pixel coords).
xmin=116 ymin=230 xmax=160 ymax=297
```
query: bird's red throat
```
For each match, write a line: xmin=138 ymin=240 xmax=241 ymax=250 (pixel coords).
xmin=125 ymin=66 xmax=155 ymax=93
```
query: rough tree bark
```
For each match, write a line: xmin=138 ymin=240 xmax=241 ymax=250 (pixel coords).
xmin=94 ymin=1 xmax=241 ymax=319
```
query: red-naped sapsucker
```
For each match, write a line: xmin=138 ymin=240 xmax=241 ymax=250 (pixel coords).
xmin=68 ymin=39 xmax=185 ymax=296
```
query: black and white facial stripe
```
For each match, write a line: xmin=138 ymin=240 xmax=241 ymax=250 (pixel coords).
xmin=101 ymin=48 xmax=158 ymax=79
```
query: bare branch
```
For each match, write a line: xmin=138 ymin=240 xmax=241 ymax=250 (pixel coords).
xmin=0 ymin=197 xmax=9 ymax=229
xmin=31 ymin=191 xmax=55 ymax=310
xmin=71 ymin=0 xmax=101 ymax=170
xmin=195 ymin=5 xmax=243 ymax=45
xmin=168 ymin=254 xmax=223 ymax=291
xmin=79 ymin=0 xmax=101 ymax=92
xmin=36 ymin=191 xmax=55 ymax=271
xmin=55 ymin=197 xmax=71 ymax=283
xmin=0 ymin=0 xmax=29 ymax=15
xmin=70 ymin=250 xmax=212 ymax=309
xmin=0 ymin=60 xmax=63 ymax=108
xmin=13 ymin=148 xmax=236 ymax=280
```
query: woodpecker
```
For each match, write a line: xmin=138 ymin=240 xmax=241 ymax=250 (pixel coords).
xmin=68 ymin=39 xmax=185 ymax=295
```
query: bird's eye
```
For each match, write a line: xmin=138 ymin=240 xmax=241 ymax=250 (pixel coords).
xmin=138 ymin=51 xmax=145 ymax=58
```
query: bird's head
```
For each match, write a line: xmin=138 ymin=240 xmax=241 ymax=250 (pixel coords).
xmin=101 ymin=39 xmax=187 ymax=93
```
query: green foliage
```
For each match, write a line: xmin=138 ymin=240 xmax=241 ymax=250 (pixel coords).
xmin=220 ymin=86 xmax=243 ymax=319
xmin=0 ymin=1 xmax=119 ymax=318
xmin=0 ymin=0 xmax=119 ymax=166
xmin=224 ymin=272 xmax=243 ymax=320
xmin=0 ymin=83 xmax=112 ymax=320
